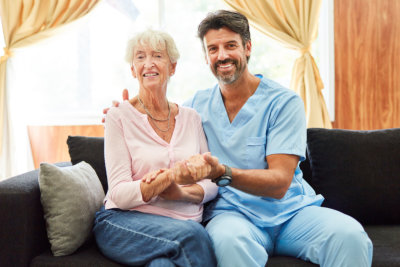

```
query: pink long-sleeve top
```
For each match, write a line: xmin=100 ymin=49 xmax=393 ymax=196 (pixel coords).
xmin=104 ymin=101 xmax=218 ymax=222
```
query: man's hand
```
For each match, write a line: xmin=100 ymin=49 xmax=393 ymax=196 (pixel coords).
xmin=173 ymin=153 xmax=223 ymax=184
xmin=203 ymin=152 xmax=225 ymax=180
xmin=173 ymin=154 xmax=211 ymax=185
xmin=186 ymin=154 xmax=212 ymax=180
xmin=102 ymin=89 xmax=130 ymax=123
xmin=173 ymin=160 xmax=196 ymax=185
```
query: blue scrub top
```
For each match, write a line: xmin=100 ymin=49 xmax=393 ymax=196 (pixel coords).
xmin=184 ymin=75 xmax=324 ymax=227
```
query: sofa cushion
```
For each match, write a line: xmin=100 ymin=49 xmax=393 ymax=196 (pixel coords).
xmin=31 ymin=243 xmax=123 ymax=267
xmin=364 ymin=225 xmax=400 ymax=267
xmin=67 ymin=136 xmax=108 ymax=192
xmin=39 ymin=162 xmax=105 ymax=256
xmin=305 ymin=128 xmax=400 ymax=225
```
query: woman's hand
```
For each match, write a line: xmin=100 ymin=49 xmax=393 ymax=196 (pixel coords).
xmin=140 ymin=169 xmax=175 ymax=202
xmin=141 ymin=169 xmax=202 ymax=203
xmin=141 ymin=169 xmax=167 ymax=184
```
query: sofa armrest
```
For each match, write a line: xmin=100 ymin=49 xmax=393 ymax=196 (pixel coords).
xmin=0 ymin=162 xmax=71 ymax=266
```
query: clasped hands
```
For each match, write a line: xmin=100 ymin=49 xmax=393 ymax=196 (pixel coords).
xmin=142 ymin=152 xmax=221 ymax=186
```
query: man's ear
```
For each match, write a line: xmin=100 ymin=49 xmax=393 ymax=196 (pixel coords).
xmin=202 ymin=41 xmax=210 ymax=65
xmin=204 ymin=53 xmax=210 ymax=65
xmin=245 ymin=40 xmax=252 ymax=58
xmin=131 ymin=65 xmax=137 ymax=78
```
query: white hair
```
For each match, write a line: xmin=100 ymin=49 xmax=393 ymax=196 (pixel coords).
xmin=125 ymin=29 xmax=180 ymax=64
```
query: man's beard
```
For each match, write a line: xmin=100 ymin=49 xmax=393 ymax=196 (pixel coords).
xmin=212 ymin=58 xmax=245 ymax=85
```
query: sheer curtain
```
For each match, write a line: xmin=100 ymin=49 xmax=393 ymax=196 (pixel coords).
xmin=223 ymin=0 xmax=332 ymax=128
xmin=0 ymin=0 xmax=99 ymax=180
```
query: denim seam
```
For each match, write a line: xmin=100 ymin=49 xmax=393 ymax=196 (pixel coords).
xmin=103 ymin=219 xmax=193 ymax=267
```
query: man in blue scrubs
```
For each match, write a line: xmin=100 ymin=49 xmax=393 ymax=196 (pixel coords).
xmin=108 ymin=10 xmax=373 ymax=267
xmin=184 ymin=10 xmax=372 ymax=267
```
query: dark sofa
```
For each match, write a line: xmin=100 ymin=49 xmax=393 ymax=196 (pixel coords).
xmin=1 ymin=128 xmax=400 ymax=267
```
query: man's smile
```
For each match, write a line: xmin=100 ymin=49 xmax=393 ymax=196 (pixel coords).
xmin=215 ymin=59 xmax=237 ymax=72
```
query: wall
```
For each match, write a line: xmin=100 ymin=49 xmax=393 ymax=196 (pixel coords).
xmin=333 ymin=0 xmax=400 ymax=129
xmin=28 ymin=125 xmax=104 ymax=169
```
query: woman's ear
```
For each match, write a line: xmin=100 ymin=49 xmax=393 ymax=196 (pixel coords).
xmin=131 ymin=65 xmax=137 ymax=78
xmin=170 ymin=62 xmax=177 ymax=76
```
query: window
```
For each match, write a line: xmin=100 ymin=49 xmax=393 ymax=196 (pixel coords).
xmin=315 ymin=0 xmax=335 ymax=121
xmin=5 ymin=1 xmax=139 ymax=125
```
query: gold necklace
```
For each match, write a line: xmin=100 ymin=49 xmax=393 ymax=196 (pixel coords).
xmin=137 ymin=96 xmax=171 ymax=132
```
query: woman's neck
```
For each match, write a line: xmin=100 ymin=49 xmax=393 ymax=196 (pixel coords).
xmin=138 ymin=88 xmax=169 ymax=112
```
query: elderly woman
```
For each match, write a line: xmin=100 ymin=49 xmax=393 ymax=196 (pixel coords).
xmin=93 ymin=29 xmax=218 ymax=267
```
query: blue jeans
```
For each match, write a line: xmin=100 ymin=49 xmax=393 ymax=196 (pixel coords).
xmin=206 ymin=206 xmax=373 ymax=267
xmin=93 ymin=207 xmax=217 ymax=267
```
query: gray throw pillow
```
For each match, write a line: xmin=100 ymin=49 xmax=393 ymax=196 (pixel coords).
xmin=39 ymin=161 xmax=105 ymax=256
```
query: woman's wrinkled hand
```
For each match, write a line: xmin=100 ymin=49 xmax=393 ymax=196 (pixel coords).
xmin=141 ymin=169 xmax=167 ymax=184
xmin=140 ymin=169 xmax=176 ymax=202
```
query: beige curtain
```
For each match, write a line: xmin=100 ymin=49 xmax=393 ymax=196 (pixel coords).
xmin=0 ymin=0 xmax=100 ymax=161
xmin=223 ymin=0 xmax=332 ymax=128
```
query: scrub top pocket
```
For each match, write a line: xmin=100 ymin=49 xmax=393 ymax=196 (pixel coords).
xmin=245 ymin=137 xmax=267 ymax=169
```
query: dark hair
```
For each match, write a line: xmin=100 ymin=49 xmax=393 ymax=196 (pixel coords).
xmin=197 ymin=10 xmax=251 ymax=49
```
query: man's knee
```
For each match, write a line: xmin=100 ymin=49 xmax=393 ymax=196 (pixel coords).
xmin=328 ymin=224 xmax=372 ymax=254
xmin=326 ymin=217 xmax=371 ymax=247
xmin=321 ymin=217 xmax=373 ymax=266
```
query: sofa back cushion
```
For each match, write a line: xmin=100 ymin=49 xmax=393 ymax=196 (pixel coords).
xmin=303 ymin=128 xmax=400 ymax=225
xmin=67 ymin=136 xmax=108 ymax=192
